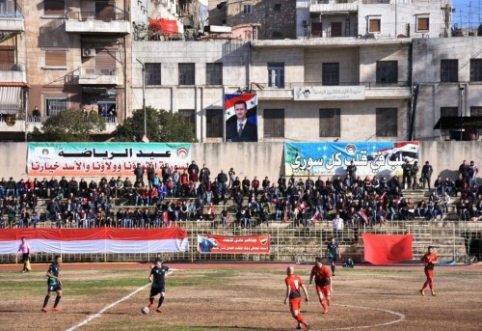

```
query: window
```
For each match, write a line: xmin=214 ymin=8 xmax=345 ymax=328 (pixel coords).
xmin=179 ymin=109 xmax=196 ymax=136
xmin=45 ymin=50 xmax=66 ymax=67
xmin=369 ymin=19 xmax=381 ymax=33
xmin=179 ymin=63 xmax=195 ymax=85
xmin=45 ymin=97 xmax=68 ymax=117
xmin=0 ymin=46 xmax=14 ymax=70
xmin=417 ymin=17 xmax=429 ymax=31
xmin=274 ymin=4 xmax=281 ymax=11
xmin=206 ymin=63 xmax=223 ymax=85
xmin=272 ymin=31 xmax=283 ymax=39
xmin=376 ymin=61 xmax=398 ymax=84
xmin=331 ymin=22 xmax=342 ymax=37
xmin=44 ymin=0 xmax=64 ymax=16
xmin=319 ymin=109 xmax=340 ymax=137
xmin=440 ymin=107 xmax=458 ymax=117
xmin=268 ymin=63 xmax=284 ymax=88
xmin=243 ymin=4 xmax=252 ymax=14
xmin=145 ymin=63 xmax=161 ymax=85
xmin=311 ymin=22 xmax=322 ymax=37
xmin=376 ymin=108 xmax=397 ymax=137
xmin=264 ymin=109 xmax=284 ymax=138
xmin=206 ymin=108 xmax=223 ymax=138
xmin=470 ymin=59 xmax=482 ymax=82
xmin=322 ymin=63 xmax=339 ymax=86
xmin=471 ymin=107 xmax=482 ymax=116
xmin=440 ymin=60 xmax=458 ymax=83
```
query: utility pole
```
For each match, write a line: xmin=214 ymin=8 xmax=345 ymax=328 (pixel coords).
xmin=136 ymin=58 xmax=147 ymax=140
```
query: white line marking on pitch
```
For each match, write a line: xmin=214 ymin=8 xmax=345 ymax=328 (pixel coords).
xmin=66 ymin=271 xmax=172 ymax=331
xmin=322 ymin=303 xmax=406 ymax=330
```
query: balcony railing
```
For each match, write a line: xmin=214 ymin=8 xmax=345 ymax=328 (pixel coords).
xmin=80 ymin=66 xmax=116 ymax=76
xmin=67 ymin=10 xmax=129 ymax=21
xmin=252 ymin=81 xmax=410 ymax=89
xmin=311 ymin=0 xmax=358 ymax=4
xmin=0 ymin=63 xmax=23 ymax=71
xmin=0 ymin=10 xmax=23 ymax=18
xmin=26 ymin=115 xmax=118 ymax=124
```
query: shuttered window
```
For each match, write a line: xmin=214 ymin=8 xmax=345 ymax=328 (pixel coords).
xmin=206 ymin=108 xmax=223 ymax=138
xmin=95 ymin=49 xmax=116 ymax=75
xmin=44 ymin=0 xmax=65 ymax=16
xmin=376 ymin=108 xmax=398 ymax=137
xmin=264 ymin=109 xmax=284 ymax=138
xmin=417 ymin=17 xmax=429 ymax=31
xmin=331 ymin=22 xmax=342 ymax=37
xmin=0 ymin=47 xmax=14 ymax=70
xmin=319 ymin=109 xmax=340 ymax=137
xmin=312 ymin=22 xmax=322 ymax=37
xmin=369 ymin=19 xmax=381 ymax=32
xmin=45 ymin=50 xmax=66 ymax=67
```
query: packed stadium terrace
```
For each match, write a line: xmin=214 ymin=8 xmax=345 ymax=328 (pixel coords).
xmin=0 ymin=167 xmax=481 ymax=229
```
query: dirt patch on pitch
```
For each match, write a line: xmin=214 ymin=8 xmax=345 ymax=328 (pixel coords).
xmin=1 ymin=266 xmax=482 ymax=331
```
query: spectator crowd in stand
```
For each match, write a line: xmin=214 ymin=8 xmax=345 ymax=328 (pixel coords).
xmin=0 ymin=158 xmax=480 ymax=230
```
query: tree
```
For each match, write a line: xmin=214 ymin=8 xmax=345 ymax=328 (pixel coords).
xmin=114 ymin=106 xmax=196 ymax=142
xmin=28 ymin=108 xmax=106 ymax=142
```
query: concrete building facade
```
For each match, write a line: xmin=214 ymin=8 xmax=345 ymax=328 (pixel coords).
xmin=0 ymin=0 xmax=132 ymax=141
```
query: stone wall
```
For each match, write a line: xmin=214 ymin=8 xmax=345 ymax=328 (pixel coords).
xmin=2 ymin=141 xmax=482 ymax=182
xmin=226 ymin=0 xmax=296 ymax=40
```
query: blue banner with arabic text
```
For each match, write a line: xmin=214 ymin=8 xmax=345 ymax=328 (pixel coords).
xmin=285 ymin=141 xmax=419 ymax=177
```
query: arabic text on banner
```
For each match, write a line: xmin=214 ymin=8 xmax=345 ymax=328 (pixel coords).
xmin=27 ymin=142 xmax=192 ymax=177
xmin=285 ymin=141 xmax=419 ymax=177
xmin=197 ymin=234 xmax=270 ymax=254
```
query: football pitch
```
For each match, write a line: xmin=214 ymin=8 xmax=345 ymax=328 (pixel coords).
xmin=0 ymin=263 xmax=481 ymax=331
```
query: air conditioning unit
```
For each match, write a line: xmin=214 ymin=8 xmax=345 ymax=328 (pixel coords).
xmin=82 ymin=48 xmax=96 ymax=57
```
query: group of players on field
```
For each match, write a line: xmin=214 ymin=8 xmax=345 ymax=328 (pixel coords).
xmin=27 ymin=237 xmax=437 ymax=331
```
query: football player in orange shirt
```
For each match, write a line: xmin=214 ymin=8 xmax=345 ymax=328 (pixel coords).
xmin=420 ymin=246 xmax=438 ymax=296
xmin=309 ymin=257 xmax=332 ymax=314
xmin=284 ymin=266 xmax=310 ymax=331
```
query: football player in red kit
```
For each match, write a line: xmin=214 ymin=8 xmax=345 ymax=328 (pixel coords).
xmin=420 ymin=246 xmax=438 ymax=296
xmin=309 ymin=257 xmax=332 ymax=314
xmin=284 ymin=266 xmax=310 ymax=330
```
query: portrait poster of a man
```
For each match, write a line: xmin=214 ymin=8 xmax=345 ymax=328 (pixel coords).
xmin=225 ymin=94 xmax=258 ymax=142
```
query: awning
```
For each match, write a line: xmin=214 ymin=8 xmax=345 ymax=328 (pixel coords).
xmin=0 ymin=82 xmax=29 ymax=87
xmin=0 ymin=86 xmax=21 ymax=113
xmin=433 ymin=116 xmax=482 ymax=130
xmin=82 ymin=87 xmax=117 ymax=96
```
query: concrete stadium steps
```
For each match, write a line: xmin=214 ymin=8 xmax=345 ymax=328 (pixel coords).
xmin=4 ymin=195 xmax=481 ymax=264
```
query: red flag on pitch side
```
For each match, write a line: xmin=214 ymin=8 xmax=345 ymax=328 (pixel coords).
xmin=362 ymin=233 xmax=413 ymax=265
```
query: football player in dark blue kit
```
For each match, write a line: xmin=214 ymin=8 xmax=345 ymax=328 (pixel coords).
xmin=41 ymin=255 xmax=62 ymax=312
xmin=148 ymin=258 xmax=183 ymax=313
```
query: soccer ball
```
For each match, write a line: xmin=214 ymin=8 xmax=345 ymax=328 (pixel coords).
xmin=141 ymin=306 xmax=149 ymax=315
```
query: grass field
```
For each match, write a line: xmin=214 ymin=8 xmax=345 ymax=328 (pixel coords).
xmin=0 ymin=263 xmax=481 ymax=331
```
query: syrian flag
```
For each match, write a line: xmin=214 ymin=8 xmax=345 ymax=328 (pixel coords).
xmin=0 ymin=228 xmax=189 ymax=254
xmin=224 ymin=93 xmax=258 ymax=119
xmin=310 ymin=210 xmax=323 ymax=222
xmin=357 ymin=209 xmax=369 ymax=225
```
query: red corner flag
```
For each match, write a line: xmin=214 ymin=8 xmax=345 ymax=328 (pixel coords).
xmin=363 ymin=233 xmax=413 ymax=265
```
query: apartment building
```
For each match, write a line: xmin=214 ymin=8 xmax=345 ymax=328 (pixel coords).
xmin=131 ymin=0 xmax=460 ymax=142
xmin=0 ymin=0 xmax=27 ymax=141
xmin=413 ymin=37 xmax=482 ymax=141
xmin=0 ymin=0 xmax=131 ymax=141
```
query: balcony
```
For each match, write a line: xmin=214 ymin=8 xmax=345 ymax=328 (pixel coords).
xmin=310 ymin=0 xmax=358 ymax=14
xmin=0 ymin=113 xmax=25 ymax=132
xmin=0 ymin=64 xmax=27 ymax=83
xmin=255 ymin=81 xmax=411 ymax=101
xmin=65 ymin=10 xmax=130 ymax=34
xmin=0 ymin=10 xmax=24 ymax=32
xmin=78 ymin=67 xmax=118 ymax=85
xmin=26 ymin=115 xmax=118 ymax=133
